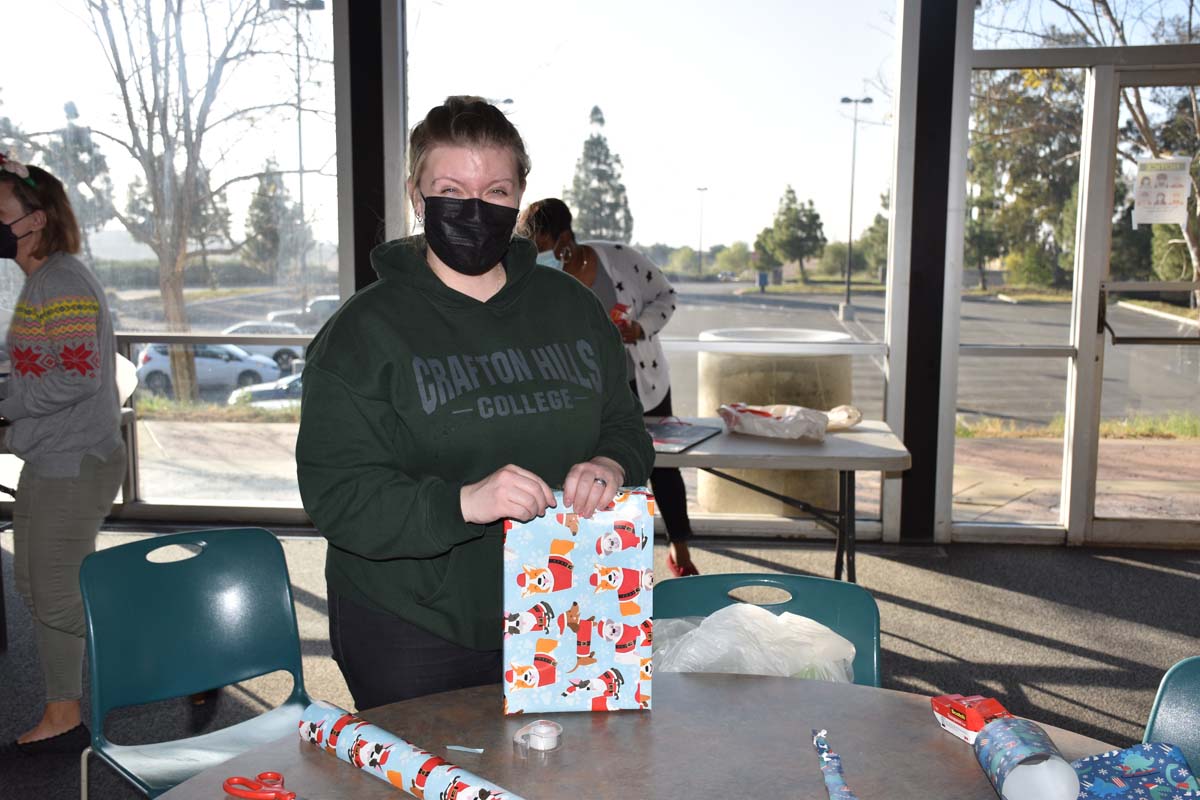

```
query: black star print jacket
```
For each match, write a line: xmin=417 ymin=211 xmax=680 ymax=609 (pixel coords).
xmin=585 ymin=241 xmax=676 ymax=411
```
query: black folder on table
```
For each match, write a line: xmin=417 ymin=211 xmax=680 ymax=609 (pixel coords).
xmin=647 ymin=420 xmax=723 ymax=454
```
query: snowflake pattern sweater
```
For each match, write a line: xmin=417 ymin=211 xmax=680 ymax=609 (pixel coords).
xmin=0 ymin=252 xmax=121 ymax=477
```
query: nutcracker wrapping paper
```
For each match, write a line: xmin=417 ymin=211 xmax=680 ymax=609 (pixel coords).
xmin=502 ymin=488 xmax=655 ymax=715
xmin=297 ymin=700 xmax=525 ymax=800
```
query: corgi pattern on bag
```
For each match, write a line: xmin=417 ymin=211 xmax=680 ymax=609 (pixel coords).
xmin=503 ymin=488 xmax=654 ymax=714
xmin=297 ymin=701 xmax=521 ymax=799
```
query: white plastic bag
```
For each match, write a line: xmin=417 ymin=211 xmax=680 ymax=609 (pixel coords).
xmin=717 ymin=403 xmax=863 ymax=441
xmin=654 ymin=604 xmax=856 ymax=683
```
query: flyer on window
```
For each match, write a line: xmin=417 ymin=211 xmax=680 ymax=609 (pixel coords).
xmin=1132 ymin=156 xmax=1192 ymax=228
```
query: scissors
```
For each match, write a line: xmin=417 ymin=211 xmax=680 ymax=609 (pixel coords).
xmin=222 ymin=771 xmax=300 ymax=800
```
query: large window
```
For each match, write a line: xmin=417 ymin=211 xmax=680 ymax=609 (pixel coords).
xmin=2 ymin=1 xmax=337 ymax=509
xmin=407 ymin=0 xmax=897 ymax=532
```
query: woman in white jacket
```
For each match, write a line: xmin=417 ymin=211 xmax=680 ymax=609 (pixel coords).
xmin=520 ymin=198 xmax=699 ymax=576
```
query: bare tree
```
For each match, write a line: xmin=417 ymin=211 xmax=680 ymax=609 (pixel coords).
xmin=83 ymin=0 xmax=293 ymax=400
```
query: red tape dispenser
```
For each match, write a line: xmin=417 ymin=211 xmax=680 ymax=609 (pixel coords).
xmin=930 ymin=693 xmax=1013 ymax=744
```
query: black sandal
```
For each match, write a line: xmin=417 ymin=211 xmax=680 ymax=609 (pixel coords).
xmin=0 ymin=724 xmax=91 ymax=757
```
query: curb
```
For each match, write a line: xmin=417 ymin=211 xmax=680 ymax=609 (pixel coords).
xmin=1116 ymin=300 xmax=1199 ymax=328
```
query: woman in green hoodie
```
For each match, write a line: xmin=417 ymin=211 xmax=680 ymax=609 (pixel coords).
xmin=296 ymin=96 xmax=655 ymax=709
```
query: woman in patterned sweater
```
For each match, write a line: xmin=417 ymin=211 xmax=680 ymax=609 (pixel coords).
xmin=520 ymin=198 xmax=700 ymax=576
xmin=0 ymin=156 xmax=124 ymax=755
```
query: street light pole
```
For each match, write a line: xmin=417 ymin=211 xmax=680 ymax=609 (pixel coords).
xmin=270 ymin=0 xmax=325 ymax=304
xmin=294 ymin=3 xmax=307 ymax=306
xmin=839 ymin=95 xmax=872 ymax=321
xmin=697 ymin=187 xmax=708 ymax=276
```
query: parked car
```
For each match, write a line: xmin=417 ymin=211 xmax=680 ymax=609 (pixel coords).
xmin=266 ymin=294 xmax=340 ymax=332
xmin=136 ymin=343 xmax=281 ymax=396
xmin=221 ymin=321 xmax=305 ymax=371
xmin=227 ymin=372 xmax=303 ymax=410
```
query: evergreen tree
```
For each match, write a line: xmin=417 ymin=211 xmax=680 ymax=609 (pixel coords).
xmin=42 ymin=103 xmax=114 ymax=267
xmin=244 ymin=161 xmax=308 ymax=283
xmin=754 ymin=227 xmax=781 ymax=270
xmin=189 ymin=167 xmax=232 ymax=288
xmin=567 ymin=106 xmax=634 ymax=242
xmin=768 ymin=186 xmax=825 ymax=282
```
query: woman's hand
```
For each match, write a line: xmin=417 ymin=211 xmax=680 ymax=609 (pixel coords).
xmin=460 ymin=464 xmax=555 ymax=524
xmin=563 ymin=456 xmax=625 ymax=518
xmin=619 ymin=320 xmax=644 ymax=344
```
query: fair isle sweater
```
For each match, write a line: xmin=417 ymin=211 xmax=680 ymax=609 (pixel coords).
xmin=0 ymin=252 xmax=121 ymax=477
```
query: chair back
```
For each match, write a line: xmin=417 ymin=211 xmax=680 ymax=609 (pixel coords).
xmin=655 ymin=573 xmax=881 ymax=686
xmin=1144 ymin=655 xmax=1200 ymax=770
xmin=80 ymin=528 xmax=307 ymax=741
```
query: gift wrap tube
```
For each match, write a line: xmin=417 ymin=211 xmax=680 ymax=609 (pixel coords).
xmin=973 ymin=717 xmax=1080 ymax=800
xmin=298 ymin=700 xmax=526 ymax=800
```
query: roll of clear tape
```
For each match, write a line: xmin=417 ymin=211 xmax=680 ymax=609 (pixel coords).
xmin=513 ymin=720 xmax=563 ymax=758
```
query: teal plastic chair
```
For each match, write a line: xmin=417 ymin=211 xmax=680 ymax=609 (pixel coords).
xmin=79 ymin=528 xmax=310 ymax=798
xmin=1144 ymin=655 xmax=1200 ymax=771
xmin=655 ymin=573 xmax=881 ymax=687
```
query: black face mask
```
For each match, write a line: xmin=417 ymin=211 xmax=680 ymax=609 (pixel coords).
xmin=0 ymin=213 xmax=33 ymax=260
xmin=422 ymin=195 xmax=518 ymax=276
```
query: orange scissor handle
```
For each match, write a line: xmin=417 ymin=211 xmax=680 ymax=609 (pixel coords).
xmin=222 ymin=772 xmax=296 ymax=800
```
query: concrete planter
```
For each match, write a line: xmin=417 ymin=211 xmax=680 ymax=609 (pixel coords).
xmin=697 ymin=328 xmax=853 ymax=517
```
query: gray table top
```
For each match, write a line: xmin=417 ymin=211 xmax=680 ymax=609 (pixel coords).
xmin=653 ymin=418 xmax=912 ymax=472
xmin=160 ymin=673 xmax=1110 ymax=800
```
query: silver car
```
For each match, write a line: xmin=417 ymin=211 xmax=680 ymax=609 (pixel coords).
xmin=136 ymin=343 xmax=281 ymax=396
xmin=221 ymin=321 xmax=305 ymax=371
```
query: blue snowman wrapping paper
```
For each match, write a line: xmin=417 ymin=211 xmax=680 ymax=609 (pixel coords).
xmin=502 ymin=488 xmax=654 ymax=715
xmin=1072 ymin=743 xmax=1199 ymax=799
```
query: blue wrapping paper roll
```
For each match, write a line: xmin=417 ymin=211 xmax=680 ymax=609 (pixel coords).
xmin=298 ymin=700 xmax=526 ymax=800
xmin=973 ymin=717 xmax=1080 ymax=800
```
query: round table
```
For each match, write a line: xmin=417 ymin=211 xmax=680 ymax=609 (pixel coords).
xmin=160 ymin=674 xmax=1113 ymax=799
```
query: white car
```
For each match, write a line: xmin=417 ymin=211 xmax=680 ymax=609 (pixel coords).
xmin=221 ymin=321 xmax=305 ymax=371
xmin=266 ymin=294 xmax=340 ymax=332
xmin=227 ymin=372 xmax=303 ymax=410
xmin=136 ymin=343 xmax=281 ymax=396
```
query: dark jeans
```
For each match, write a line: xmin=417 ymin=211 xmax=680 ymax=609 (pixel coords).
xmin=633 ymin=381 xmax=693 ymax=543
xmin=327 ymin=586 xmax=501 ymax=710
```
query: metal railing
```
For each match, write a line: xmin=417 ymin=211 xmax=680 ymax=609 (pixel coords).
xmin=102 ymin=331 xmax=890 ymax=527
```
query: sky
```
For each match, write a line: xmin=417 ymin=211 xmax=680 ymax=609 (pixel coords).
xmin=4 ymin=0 xmax=897 ymax=253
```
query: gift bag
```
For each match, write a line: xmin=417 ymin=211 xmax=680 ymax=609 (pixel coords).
xmin=502 ymin=488 xmax=654 ymax=715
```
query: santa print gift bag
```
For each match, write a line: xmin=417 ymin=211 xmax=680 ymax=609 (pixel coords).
xmin=502 ymin=488 xmax=654 ymax=715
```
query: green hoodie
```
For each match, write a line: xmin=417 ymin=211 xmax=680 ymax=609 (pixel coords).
xmin=296 ymin=235 xmax=654 ymax=651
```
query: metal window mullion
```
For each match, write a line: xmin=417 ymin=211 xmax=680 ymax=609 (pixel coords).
xmin=381 ymin=0 xmax=408 ymax=240
xmin=1062 ymin=65 xmax=1118 ymax=545
xmin=933 ymin=0 xmax=977 ymax=544
xmin=972 ymin=44 xmax=1200 ymax=71
xmin=959 ymin=345 xmax=1077 ymax=358
xmin=880 ymin=0 xmax=924 ymax=542
xmin=332 ymin=0 xmax=356 ymax=303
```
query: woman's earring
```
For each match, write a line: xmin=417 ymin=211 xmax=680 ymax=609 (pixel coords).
xmin=561 ymin=245 xmax=573 ymax=265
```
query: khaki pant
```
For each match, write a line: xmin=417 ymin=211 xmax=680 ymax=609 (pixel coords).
xmin=13 ymin=445 xmax=126 ymax=702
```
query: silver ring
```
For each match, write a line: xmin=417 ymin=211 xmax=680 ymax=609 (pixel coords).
xmin=593 ymin=477 xmax=608 ymax=488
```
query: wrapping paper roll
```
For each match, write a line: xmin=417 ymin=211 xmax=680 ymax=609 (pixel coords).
xmin=298 ymin=700 xmax=526 ymax=800
xmin=973 ymin=717 xmax=1080 ymax=800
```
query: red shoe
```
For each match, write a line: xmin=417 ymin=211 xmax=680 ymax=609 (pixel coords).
xmin=667 ymin=554 xmax=700 ymax=577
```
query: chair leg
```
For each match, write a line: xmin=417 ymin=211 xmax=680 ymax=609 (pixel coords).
xmin=80 ymin=745 xmax=90 ymax=800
